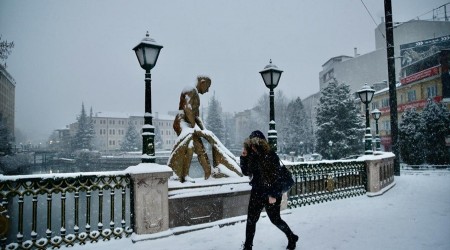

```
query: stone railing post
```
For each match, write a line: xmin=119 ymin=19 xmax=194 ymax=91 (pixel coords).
xmin=127 ymin=163 xmax=173 ymax=235
xmin=363 ymin=153 xmax=395 ymax=195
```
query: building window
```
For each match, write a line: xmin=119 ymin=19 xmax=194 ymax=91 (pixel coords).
xmin=407 ymin=90 xmax=416 ymax=102
xmin=381 ymin=98 xmax=389 ymax=108
xmin=427 ymin=85 xmax=437 ymax=98
xmin=371 ymin=101 xmax=379 ymax=110
xmin=382 ymin=120 xmax=391 ymax=131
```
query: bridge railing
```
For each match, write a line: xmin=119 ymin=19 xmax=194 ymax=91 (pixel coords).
xmin=0 ymin=154 xmax=395 ymax=249
xmin=0 ymin=171 xmax=133 ymax=249
xmin=284 ymin=160 xmax=367 ymax=208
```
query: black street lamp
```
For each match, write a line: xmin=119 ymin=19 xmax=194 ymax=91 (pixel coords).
xmin=328 ymin=140 xmax=333 ymax=159
xmin=357 ymin=83 xmax=375 ymax=155
xmin=259 ymin=59 xmax=283 ymax=151
xmin=299 ymin=141 xmax=304 ymax=156
xmin=371 ymin=108 xmax=382 ymax=152
xmin=133 ymin=31 xmax=163 ymax=163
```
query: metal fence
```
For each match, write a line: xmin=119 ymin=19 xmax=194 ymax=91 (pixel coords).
xmin=0 ymin=172 xmax=133 ymax=249
xmin=285 ymin=161 xmax=367 ymax=208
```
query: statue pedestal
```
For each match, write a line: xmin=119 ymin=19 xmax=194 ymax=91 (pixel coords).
xmin=168 ymin=178 xmax=251 ymax=228
xmin=128 ymin=163 xmax=173 ymax=235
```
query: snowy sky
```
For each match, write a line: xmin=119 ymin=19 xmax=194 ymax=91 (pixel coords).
xmin=1 ymin=0 xmax=448 ymax=143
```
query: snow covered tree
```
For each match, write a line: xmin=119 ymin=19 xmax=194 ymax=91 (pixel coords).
xmin=87 ymin=107 xmax=95 ymax=149
xmin=283 ymin=97 xmax=313 ymax=154
xmin=206 ymin=93 xmax=224 ymax=141
xmin=420 ymin=100 xmax=450 ymax=164
xmin=71 ymin=103 xmax=93 ymax=151
xmin=399 ymin=108 xmax=425 ymax=165
xmin=315 ymin=80 xmax=364 ymax=159
xmin=121 ymin=122 xmax=141 ymax=152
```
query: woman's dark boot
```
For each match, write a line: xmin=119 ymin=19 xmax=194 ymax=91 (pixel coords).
xmin=242 ymin=242 xmax=252 ymax=250
xmin=286 ymin=234 xmax=299 ymax=250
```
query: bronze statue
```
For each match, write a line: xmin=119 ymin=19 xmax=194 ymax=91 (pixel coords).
xmin=168 ymin=76 xmax=242 ymax=182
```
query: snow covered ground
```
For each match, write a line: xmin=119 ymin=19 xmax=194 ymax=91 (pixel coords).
xmin=66 ymin=170 xmax=450 ymax=250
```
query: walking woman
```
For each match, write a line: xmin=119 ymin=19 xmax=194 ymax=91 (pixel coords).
xmin=240 ymin=130 xmax=299 ymax=250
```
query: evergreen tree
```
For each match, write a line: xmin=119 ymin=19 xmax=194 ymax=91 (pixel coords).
xmin=283 ymin=97 xmax=313 ymax=154
xmin=87 ymin=107 xmax=95 ymax=149
xmin=71 ymin=103 xmax=92 ymax=151
xmin=399 ymin=108 xmax=425 ymax=165
xmin=121 ymin=122 xmax=141 ymax=151
xmin=315 ymin=80 xmax=364 ymax=159
xmin=420 ymin=100 xmax=450 ymax=164
xmin=206 ymin=93 xmax=224 ymax=141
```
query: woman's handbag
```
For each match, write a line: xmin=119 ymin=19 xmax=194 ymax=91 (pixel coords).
xmin=278 ymin=161 xmax=295 ymax=193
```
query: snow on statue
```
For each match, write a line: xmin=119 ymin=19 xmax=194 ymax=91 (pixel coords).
xmin=167 ymin=76 xmax=243 ymax=182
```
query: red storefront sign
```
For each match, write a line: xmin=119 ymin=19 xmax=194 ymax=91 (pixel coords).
xmin=400 ymin=66 xmax=440 ymax=85
xmin=379 ymin=96 xmax=443 ymax=114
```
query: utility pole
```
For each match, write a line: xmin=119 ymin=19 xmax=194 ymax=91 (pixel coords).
xmin=384 ymin=0 xmax=400 ymax=176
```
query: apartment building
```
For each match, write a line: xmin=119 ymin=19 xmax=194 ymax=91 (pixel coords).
xmin=305 ymin=19 xmax=450 ymax=145
xmin=370 ymin=36 xmax=450 ymax=151
xmin=0 ymin=64 xmax=15 ymax=138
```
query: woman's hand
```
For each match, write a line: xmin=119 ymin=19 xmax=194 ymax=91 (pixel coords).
xmin=268 ymin=196 xmax=276 ymax=204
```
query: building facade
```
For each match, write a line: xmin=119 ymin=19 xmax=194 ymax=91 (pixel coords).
xmin=319 ymin=20 xmax=450 ymax=95
xmin=0 ymin=64 xmax=15 ymax=139
xmin=371 ymin=37 xmax=450 ymax=151
xmin=310 ymin=20 xmax=450 ymax=153
xmin=68 ymin=112 xmax=177 ymax=153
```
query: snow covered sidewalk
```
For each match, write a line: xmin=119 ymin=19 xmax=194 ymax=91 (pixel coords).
xmin=69 ymin=170 xmax=450 ymax=250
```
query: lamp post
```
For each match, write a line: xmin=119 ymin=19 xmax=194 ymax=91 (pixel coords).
xmin=371 ymin=108 xmax=381 ymax=152
xmin=259 ymin=59 xmax=283 ymax=152
xmin=357 ymin=83 xmax=375 ymax=155
xmin=328 ymin=140 xmax=333 ymax=159
xmin=133 ymin=31 xmax=163 ymax=163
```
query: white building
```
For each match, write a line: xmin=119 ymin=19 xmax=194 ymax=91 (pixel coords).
xmin=69 ymin=112 xmax=176 ymax=152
